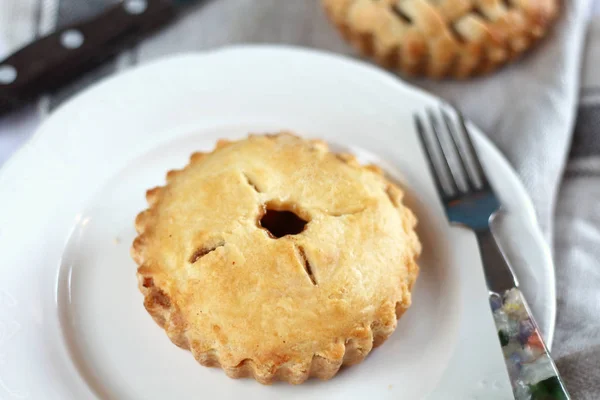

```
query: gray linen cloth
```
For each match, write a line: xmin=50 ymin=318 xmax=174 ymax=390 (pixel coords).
xmin=553 ymin=21 xmax=600 ymax=400
xmin=0 ymin=0 xmax=597 ymax=397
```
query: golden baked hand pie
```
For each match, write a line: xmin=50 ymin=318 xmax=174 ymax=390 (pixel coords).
xmin=323 ymin=0 xmax=558 ymax=78
xmin=131 ymin=133 xmax=421 ymax=384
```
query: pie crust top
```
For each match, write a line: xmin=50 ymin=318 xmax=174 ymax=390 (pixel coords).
xmin=132 ymin=133 xmax=421 ymax=384
xmin=323 ymin=0 xmax=558 ymax=78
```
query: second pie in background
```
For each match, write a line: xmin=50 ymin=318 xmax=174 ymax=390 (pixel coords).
xmin=322 ymin=0 xmax=558 ymax=78
xmin=132 ymin=133 xmax=421 ymax=384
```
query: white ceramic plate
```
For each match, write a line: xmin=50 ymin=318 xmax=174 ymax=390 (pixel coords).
xmin=0 ymin=46 xmax=555 ymax=400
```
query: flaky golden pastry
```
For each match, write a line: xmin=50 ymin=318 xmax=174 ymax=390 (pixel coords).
xmin=323 ymin=0 xmax=558 ymax=78
xmin=131 ymin=133 xmax=421 ymax=384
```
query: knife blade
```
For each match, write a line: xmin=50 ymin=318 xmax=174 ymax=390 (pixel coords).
xmin=0 ymin=0 xmax=201 ymax=116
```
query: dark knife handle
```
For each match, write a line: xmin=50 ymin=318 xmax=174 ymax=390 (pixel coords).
xmin=0 ymin=0 xmax=176 ymax=115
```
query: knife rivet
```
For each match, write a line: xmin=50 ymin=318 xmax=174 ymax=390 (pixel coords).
xmin=61 ymin=30 xmax=84 ymax=49
xmin=124 ymin=0 xmax=148 ymax=14
xmin=0 ymin=65 xmax=17 ymax=85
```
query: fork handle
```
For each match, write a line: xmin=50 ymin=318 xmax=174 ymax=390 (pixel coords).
xmin=490 ymin=288 xmax=570 ymax=399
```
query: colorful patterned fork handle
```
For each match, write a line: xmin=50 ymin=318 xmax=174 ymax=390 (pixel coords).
xmin=491 ymin=288 xmax=569 ymax=400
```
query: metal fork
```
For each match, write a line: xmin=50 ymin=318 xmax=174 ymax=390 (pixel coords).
xmin=415 ymin=106 xmax=569 ymax=400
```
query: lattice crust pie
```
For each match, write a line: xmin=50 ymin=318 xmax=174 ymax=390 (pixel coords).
xmin=323 ymin=0 xmax=558 ymax=78
xmin=132 ymin=133 xmax=421 ymax=384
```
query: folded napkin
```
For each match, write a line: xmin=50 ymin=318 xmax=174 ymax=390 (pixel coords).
xmin=0 ymin=0 xmax=596 ymax=395
xmin=553 ymin=19 xmax=600 ymax=400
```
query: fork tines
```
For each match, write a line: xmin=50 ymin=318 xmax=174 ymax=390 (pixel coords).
xmin=414 ymin=105 xmax=491 ymax=200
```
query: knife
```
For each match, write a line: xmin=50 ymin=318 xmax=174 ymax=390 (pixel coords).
xmin=0 ymin=0 xmax=200 ymax=116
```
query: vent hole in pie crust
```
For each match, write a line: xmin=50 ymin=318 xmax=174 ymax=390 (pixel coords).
xmin=243 ymin=173 xmax=261 ymax=193
xmin=472 ymin=6 xmax=489 ymax=20
xmin=259 ymin=204 xmax=308 ymax=238
xmin=142 ymin=277 xmax=154 ymax=288
xmin=391 ymin=4 xmax=413 ymax=24
xmin=189 ymin=243 xmax=225 ymax=263
xmin=449 ymin=23 xmax=467 ymax=43
xmin=297 ymin=246 xmax=318 ymax=286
